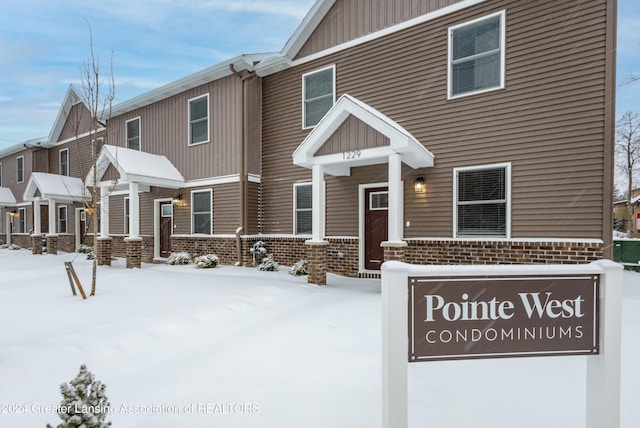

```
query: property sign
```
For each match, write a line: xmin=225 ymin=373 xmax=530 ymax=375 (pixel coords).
xmin=408 ymin=275 xmax=599 ymax=361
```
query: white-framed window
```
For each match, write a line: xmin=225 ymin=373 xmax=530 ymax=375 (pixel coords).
xmin=191 ymin=190 xmax=212 ymax=234
xmin=124 ymin=197 xmax=130 ymax=234
xmin=188 ymin=94 xmax=209 ymax=146
xmin=302 ymin=65 xmax=336 ymax=129
xmin=59 ymin=148 xmax=69 ymax=176
xmin=126 ymin=117 xmax=141 ymax=150
xmin=92 ymin=137 xmax=104 ymax=158
xmin=0 ymin=162 xmax=3 ymax=186
xmin=18 ymin=207 xmax=26 ymax=233
xmin=16 ymin=156 xmax=24 ymax=183
xmin=294 ymin=183 xmax=312 ymax=235
xmin=448 ymin=11 xmax=505 ymax=99
xmin=369 ymin=191 xmax=389 ymax=211
xmin=58 ymin=206 xmax=67 ymax=234
xmin=454 ymin=163 xmax=510 ymax=238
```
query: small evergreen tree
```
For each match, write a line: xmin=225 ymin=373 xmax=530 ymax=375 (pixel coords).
xmin=47 ymin=365 xmax=112 ymax=428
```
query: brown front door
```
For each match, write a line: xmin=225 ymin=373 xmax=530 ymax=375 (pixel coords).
xmin=365 ymin=187 xmax=388 ymax=271
xmin=79 ymin=210 xmax=86 ymax=245
xmin=160 ymin=202 xmax=173 ymax=258
xmin=40 ymin=205 xmax=49 ymax=234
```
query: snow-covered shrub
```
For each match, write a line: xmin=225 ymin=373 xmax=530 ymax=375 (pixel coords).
xmin=0 ymin=244 xmax=7 ymax=249
xmin=195 ymin=254 xmax=219 ymax=269
xmin=167 ymin=252 xmax=192 ymax=265
xmin=7 ymin=244 xmax=21 ymax=250
xmin=289 ymin=260 xmax=308 ymax=276
xmin=250 ymin=241 xmax=267 ymax=264
xmin=258 ymin=254 xmax=279 ymax=271
xmin=77 ymin=245 xmax=93 ymax=254
xmin=46 ymin=364 xmax=112 ymax=428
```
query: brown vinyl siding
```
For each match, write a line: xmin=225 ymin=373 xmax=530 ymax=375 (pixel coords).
xmin=246 ymin=77 xmax=263 ymax=176
xmin=246 ymin=181 xmax=261 ymax=235
xmin=108 ymin=75 xmax=242 ymax=181
xmin=48 ymin=134 xmax=98 ymax=178
xmin=58 ymin=103 xmax=92 ymax=142
xmin=213 ymin=183 xmax=239 ymax=234
xmin=262 ymin=0 xmax=610 ymax=240
xmin=2 ymin=149 xmax=32 ymax=202
xmin=296 ymin=0 xmax=466 ymax=59
xmin=315 ymin=115 xmax=389 ymax=156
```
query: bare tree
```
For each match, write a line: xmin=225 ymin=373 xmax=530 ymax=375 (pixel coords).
xmin=616 ymin=111 xmax=640 ymax=235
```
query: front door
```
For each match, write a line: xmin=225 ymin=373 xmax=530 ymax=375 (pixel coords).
xmin=364 ymin=187 xmax=388 ymax=271
xmin=160 ymin=202 xmax=173 ymax=258
xmin=79 ymin=210 xmax=87 ymax=246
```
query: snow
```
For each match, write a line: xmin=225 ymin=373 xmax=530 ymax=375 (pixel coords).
xmin=24 ymin=172 xmax=88 ymax=202
xmin=0 ymin=249 xmax=637 ymax=427
xmin=0 ymin=187 xmax=17 ymax=205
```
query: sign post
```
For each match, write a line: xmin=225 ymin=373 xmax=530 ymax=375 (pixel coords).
xmin=381 ymin=260 xmax=622 ymax=428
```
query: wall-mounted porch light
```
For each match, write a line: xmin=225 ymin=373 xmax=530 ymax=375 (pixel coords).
xmin=172 ymin=194 xmax=183 ymax=205
xmin=9 ymin=210 xmax=19 ymax=218
xmin=414 ymin=176 xmax=426 ymax=193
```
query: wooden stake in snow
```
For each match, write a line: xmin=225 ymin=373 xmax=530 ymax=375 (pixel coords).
xmin=64 ymin=262 xmax=87 ymax=300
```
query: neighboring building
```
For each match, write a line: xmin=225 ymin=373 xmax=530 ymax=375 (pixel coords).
xmin=0 ymin=0 xmax=616 ymax=285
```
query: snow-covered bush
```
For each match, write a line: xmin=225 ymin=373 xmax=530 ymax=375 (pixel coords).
xmin=195 ymin=254 xmax=219 ymax=269
xmin=250 ymin=241 xmax=267 ymax=264
xmin=79 ymin=246 xmax=95 ymax=260
xmin=258 ymin=254 xmax=279 ymax=271
xmin=167 ymin=252 xmax=192 ymax=265
xmin=7 ymin=244 xmax=21 ymax=250
xmin=46 ymin=364 xmax=112 ymax=428
xmin=289 ymin=260 xmax=308 ymax=276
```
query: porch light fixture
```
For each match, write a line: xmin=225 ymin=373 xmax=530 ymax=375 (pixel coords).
xmin=414 ymin=176 xmax=426 ymax=193
xmin=172 ymin=194 xmax=183 ymax=205
xmin=9 ymin=210 xmax=19 ymax=218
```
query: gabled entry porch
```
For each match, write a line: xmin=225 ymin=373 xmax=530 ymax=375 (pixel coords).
xmin=292 ymin=94 xmax=434 ymax=284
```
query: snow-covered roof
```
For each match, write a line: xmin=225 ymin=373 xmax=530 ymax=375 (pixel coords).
xmin=88 ymin=145 xmax=185 ymax=189
xmin=0 ymin=187 xmax=17 ymax=206
xmin=293 ymin=94 xmax=434 ymax=176
xmin=23 ymin=172 xmax=89 ymax=203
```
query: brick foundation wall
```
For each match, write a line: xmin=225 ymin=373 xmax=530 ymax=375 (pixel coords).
xmin=404 ymin=240 xmax=604 ymax=265
xmin=172 ymin=236 xmax=239 ymax=265
xmin=326 ymin=238 xmax=359 ymax=277
xmin=9 ymin=235 xmax=31 ymax=249
xmin=125 ymin=238 xmax=142 ymax=269
xmin=106 ymin=235 xmax=155 ymax=263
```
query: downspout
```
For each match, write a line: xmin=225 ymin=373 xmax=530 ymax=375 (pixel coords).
xmin=230 ymin=64 xmax=256 ymax=265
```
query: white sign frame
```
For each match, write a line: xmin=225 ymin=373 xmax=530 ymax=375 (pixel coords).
xmin=381 ymin=260 xmax=623 ymax=428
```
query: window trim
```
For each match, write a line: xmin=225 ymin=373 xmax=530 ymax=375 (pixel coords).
xmin=18 ymin=207 xmax=26 ymax=233
xmin=453 ymin=162 xmax=511 ymax=239
xmin=188 ymin=94 xmax=210 ymax=146
xmin=191 ymin=189 xmax=212 ymax=235
xmin=16 ymin=156 xmax=24 ymax=183
xmin=59 ymin=148 xmax=69 ymax=176
xmin=92 ymin=137 xmax=104 ymax=158
xmin=0 ymin=162 xmax=3 ymax=187
xmin=126 ymin=117 xmax=141 ymax=151
xmin=302 ymin=64 xmax=336 ymax=130
xmin=293 ymin=182 xmax=313 ymax=236
xmin=58 ymin=205 xmax=68 ymax=234
xmin=124 ymin=197 xmax=130 ymax=235
xmin=447 ymin=10 xmax=506 ymax=100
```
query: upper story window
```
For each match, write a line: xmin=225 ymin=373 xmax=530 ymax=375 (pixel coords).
xmin=59 ymin=148 xmax=69 ymax=176
xmin=126 ymin=117 xmax=141 ymax=151
xmin=448 ymin=11 xmax=505 ymax=99
xmin=92 ymin=137 xmax=104 ymax=158
xmin=294 ymin=183 xmax=312 ymax=235
xmin=455 ymin=163 xmax=510 ymax=238
xmin=302 ymin=65 xmax=335 ymax=129
xmin=18 ymin=208 xmax=26 ymax=233
xmin=189 ymin=94 xmax=209 ymax=146
xmin=58 ymin=206 xmax=68 ymax=234
xmin=0 ymin=162 xmax=3 ymax=187
xmin=16 ymin=156 xmax=24 ymax=183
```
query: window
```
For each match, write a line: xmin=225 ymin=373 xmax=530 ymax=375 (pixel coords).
xmin=189 ymin=94 xmax=209 ymax=145
xmin=17 ymin=156 xmax=24 ymax=183
xmin=302 ymin=65 xmax=335 ymax=128
xmin=294 ymin=183 xmax=312 ymax=235
xmin=18 ymin=208 xmax=26 ymax=233
xmin=455 ymin=164 xmax=510 ymax=237
xmin=58 ymin=206 xmax=67 ymax=234
xmin=92 ymin=138 xmax=104 ymax=158
xmin=124 ymin=197 xmax=130 ymax=234
xmin=126 ymin=117 xmax=140 ymax=150
xmin=449 ymin=11 xmax=505 ymax=98
xmin=0 ymin=162 xmax=3 ymax=186
xmin=59 ymin=149 xmax=69 ymax=176
xmin=369 ymin=191 xmax=389 ymax=210
xmin=192 ymin=190 xmax=212 ymax=234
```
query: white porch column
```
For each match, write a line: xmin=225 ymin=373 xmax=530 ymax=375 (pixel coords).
xmin=48 ymin=198 xmax=56 ymax=235
xmin=311 ymin=163 xmax=326 ymax=242
xmin=128 ymin=182 xmax=140 ymax=239
xmin=5 ymin=212 xmax=10 ymax=245
xmin=100 ymin=185 xmax=110 ymax=238
xmin=33 ymin=200 xmax=41 ymax=235
xmin=387 ymin=153 xmax=403 ymax=243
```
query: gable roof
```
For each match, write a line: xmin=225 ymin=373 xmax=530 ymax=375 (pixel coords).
xmin=48 ymin=84 xmax=88 ymax=144
xmin=23 ymin=172 xmax=89 ymax=203
xmin=88 ymin=145 xmax=185 ymax=189
xmin=293 ymin=94 xmax=434 ymax=176
xmin=0 ymin=187 xmax=17 ymax=207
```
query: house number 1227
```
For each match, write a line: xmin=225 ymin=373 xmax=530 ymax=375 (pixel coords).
xmin=343 ymin=150 xmax=362 ymax=160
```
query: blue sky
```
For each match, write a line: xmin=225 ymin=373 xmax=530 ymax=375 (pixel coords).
xmin=0 ymin=0 xmax=638 ymax=151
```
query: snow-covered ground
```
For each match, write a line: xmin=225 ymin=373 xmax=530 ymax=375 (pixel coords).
xmin=0 ymin=248 xmax=637 ymax=427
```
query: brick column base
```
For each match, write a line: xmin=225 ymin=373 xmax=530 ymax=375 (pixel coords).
xmin=306 ymin=240 xmax=330 ymax=286
xmin=382 ymin=241 xmax=408 ymax=263
xmin=46 ymin=235 xmax=58 ymax=255
xmin=125 ymin=237 xmax=143 ymax=269
xmin=31 ymin=235 xmax=43 ymax=255
xmin=97 ymin=237 xmax=112 ymax=266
